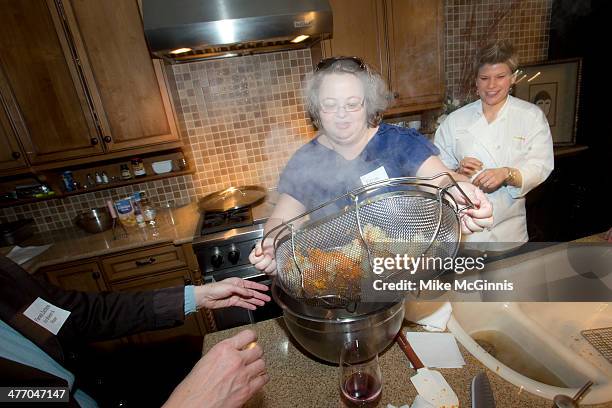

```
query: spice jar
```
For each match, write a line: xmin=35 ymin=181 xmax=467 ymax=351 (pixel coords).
xmin=131 ymin=158 xmax=147 ymax=177
xmin=120 ymin=164 xmax=132 ymax=180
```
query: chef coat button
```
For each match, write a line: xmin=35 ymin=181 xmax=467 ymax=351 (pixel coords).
xmin=496 ymin=145 xmax=501 ymax=149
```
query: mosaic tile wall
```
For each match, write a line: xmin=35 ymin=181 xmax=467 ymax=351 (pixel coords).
xmin=444 ymin=0 xmax=552 ymax=101
xmin=170 ymin=49 xmax=316 ymax=198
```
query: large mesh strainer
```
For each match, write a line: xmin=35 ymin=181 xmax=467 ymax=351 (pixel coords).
xmin=264 ymin=173 xmax=474 ymax=308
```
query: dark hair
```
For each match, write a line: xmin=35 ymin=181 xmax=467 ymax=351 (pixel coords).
xmin=305 ymin=57 xmax=390 ymax=128
xmin=473 ymin=40 xmax=519 ymax=79
xmin=533 ymin=90 xmax=551 ymax=102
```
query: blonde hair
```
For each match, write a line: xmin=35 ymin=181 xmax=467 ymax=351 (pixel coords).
xmin=473 ymin=40 xmax=519 ymax=78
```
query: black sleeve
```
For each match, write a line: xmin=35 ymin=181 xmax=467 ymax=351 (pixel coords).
xmin=0 ymin=256 xmax=185 ymax=344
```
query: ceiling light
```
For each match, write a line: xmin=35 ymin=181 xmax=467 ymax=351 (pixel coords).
xmin=291 ymin=35 xmax=310 ymax=43
xmin=170 ymin=48 xmax=192 ymax=54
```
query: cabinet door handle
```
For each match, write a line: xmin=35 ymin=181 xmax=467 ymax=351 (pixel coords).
xmin=90 ymin=137 xmax=99 ymax=145
xmin=103 ymin=136 xmax=112 ymax=143
xmin=135 ymin=257 xmax=156 ymax=267
xmin=92 ymin=271 xmax=101 ymax=279
xmin=393 ymin=92 xmax=400 ymax=99
xmin=11 ymin=151 xmax=21 ymax=159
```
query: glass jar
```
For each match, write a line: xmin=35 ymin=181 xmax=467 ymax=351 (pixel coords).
xmin=131 ymin=158 xmax=147 ymax=177
xmin=120 ymin=164 xmax=132 ymax=180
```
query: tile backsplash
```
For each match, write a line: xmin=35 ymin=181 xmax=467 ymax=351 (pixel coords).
xmin=170 ymin=50 xmax=316 ymax=198
xmin=1 ymin=0 xmax=553 ymax=233
xmin=444 ymin=0 xmax=552 ymax=101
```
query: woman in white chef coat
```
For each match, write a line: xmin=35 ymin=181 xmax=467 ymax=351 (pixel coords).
xmin=434 ymin=40 xmax=554 ymax=248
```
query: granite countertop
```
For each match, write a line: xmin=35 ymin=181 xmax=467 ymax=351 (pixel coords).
xmin=203 ymin=318 xmax=611 ymax=408
xmin=1 ymin=191 xmax=280 ymax=272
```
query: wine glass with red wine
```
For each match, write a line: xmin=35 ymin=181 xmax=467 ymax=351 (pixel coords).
xmin=339 ymin=339 xmax=383 ymax=407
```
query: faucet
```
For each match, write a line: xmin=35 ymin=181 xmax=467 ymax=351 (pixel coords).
xmin=552 ymin=380 xmax=593 ymax=408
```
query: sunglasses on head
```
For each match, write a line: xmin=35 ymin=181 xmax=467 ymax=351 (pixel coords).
xmin=315 ymin=56 xmax=367 ymax=72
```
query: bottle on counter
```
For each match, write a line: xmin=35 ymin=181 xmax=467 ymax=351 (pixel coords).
xmin=101 ymin=171 xmax=109 ymax=184
xmin=132 ymin=191 xmax=147 ymax=228
xmin=131 ymin=158 xmax=147 ymax=178
xmin=62 ymin=171 xmax=75 ymax=192
xmin=139 ymin=191 xmax=157 ymax=226
xmin=120 ymin=164 xmax=132 ymax=180
xmin=95 ymin=172 xmax=103 ymax=184
xmin=86 ymin=173 xmax=95 ymax=187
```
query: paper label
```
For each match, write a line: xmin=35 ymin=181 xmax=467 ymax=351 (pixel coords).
xmin=360 ymin=166 xmax=389 ymax=186
xmin=23 ymin=298 xmax=71 ymax=335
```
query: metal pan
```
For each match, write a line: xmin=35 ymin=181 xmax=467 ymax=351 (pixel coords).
xmin=198 ymin=185 xmax=266 ymax=212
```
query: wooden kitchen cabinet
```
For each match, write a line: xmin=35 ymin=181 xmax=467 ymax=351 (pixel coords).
xmin=110 ymin=268 xmax=206 ymax=346
xmin=60 ymin=0 xmax=180 ymax=152
xmin=0 ymin=0 xmax=180 ymax=170
xmin=100 ymin=243 xmax=188 ymax=283
xmin=321 ymin=0 xmax=444 ymax=114
xmin=0 ymin=99 xmax=28 ymax=173
xmin=40 ymin=243 xmax=208 ymax=346
xmin=43 ymin=260 xmax=108 ymax=292
xmin=0 ymin=0 xmax=104 ymax=165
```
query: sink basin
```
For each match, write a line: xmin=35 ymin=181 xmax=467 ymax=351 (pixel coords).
xmin=447 ymin=244 xmax=612 ymax=403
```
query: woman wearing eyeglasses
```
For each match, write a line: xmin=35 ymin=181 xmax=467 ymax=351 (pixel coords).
xmin=250 ymin=57 xmax=494 ymax=274
xmin=434 ymin=41 xmax=554 ymax=249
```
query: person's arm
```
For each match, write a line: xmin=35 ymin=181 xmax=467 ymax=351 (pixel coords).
xmin=163 ymin=329 xmax=268 ymax=408
xmin=416 ymin=155 xmax=493 ymax=234
xmin=248 ymin=193 xmax=306 ymax=275
xmin=506 ymin=108 xmax=554 ymax=197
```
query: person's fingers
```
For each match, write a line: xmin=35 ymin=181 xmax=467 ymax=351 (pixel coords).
xmin=242 ymin=279 xmax=269 ymax=293
xmin=263 ymin=259 xmax=277 ymax=275
xmin=227 ymin=329 xmax=258 ymax=350
xmin=253 ymin=254 xmax=273 ymax=270
xmin=232 ymin=299 xmax=257 ymax=310
xmin=240 ymin=342 xmax=264 ymax=365
xmin=249 ymin=372 xmax=270 ymax=393
xmin=461 ymin=214 xmax=484 ymax=233
xmin=244 ymin=358 xmax=266 ymax=379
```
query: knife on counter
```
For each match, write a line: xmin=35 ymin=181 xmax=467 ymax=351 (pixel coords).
xmin=471 ymin=372 xmax=496 ymax=408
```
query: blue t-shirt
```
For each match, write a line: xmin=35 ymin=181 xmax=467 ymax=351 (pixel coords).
xmin=278 ymin=123 xmax=439 ymax=213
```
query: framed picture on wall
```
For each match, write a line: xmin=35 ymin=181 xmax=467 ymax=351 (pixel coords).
xmin=513 ymin=58 xmax=582 ymax=146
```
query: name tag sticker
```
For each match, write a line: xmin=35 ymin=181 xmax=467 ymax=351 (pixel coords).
xmin=360 ymin=166 xmax=389 ymax=186
xmin=23 ymin=298 xmax=71 ymax=335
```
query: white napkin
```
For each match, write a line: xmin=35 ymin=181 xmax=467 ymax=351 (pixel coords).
xmin=410 ymin=395 xmax=435 ymax=408
xmin=6 ymin=244 xmax=52 ymax=265
xmin=415 ymin=301 xmax=452 ymax=332
xmin=404 ymin=331 xmax=465 ymax=369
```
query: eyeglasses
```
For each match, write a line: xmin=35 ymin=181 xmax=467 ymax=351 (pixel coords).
xmin=319 ymin=98 xmax=365 ymax=114
xmin=315 ymin=56 xmax=367 ymax=72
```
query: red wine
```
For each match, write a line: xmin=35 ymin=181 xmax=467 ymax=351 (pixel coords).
xmin=340 ymin=372 xmax=382 ymax=407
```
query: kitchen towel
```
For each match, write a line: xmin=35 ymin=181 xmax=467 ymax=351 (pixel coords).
xmin=416 ymin=301 xmax=452 ymax=331
xmin=6 ymin=244 xmax=52 ymax=265
xmin=404 ymin=331 xmax=465 ymax=369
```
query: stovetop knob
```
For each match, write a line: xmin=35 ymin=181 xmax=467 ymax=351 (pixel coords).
xmin=228 ymin=244 xmax=240 ymax=265
xmin=211 ymin=247 xmax=223 ymax=268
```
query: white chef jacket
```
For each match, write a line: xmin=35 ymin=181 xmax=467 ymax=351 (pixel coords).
xmin=434 ymin=95 xmax=554 ymax=247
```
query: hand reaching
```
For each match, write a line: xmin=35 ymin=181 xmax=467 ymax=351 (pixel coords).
xmin=450 ymin=182 xmax=494 ymax=234
xmin=457 ymin=157 xmax=483 ymax=177
xmin=195 ymin=278 xmax=271 ymax=310
xmin=164 ymin=329 xmax=268 ymax=408
xmin=248 ymin=237 xmax=277 ymax=275
xmin=472 ymin=168 xmax=508 ymax=193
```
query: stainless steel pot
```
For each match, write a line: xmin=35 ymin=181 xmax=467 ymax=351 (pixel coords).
xmin=75 ymin=207 xmax=112 ymax=233
xmin=272 ymin=282 xmax=405 ymax=364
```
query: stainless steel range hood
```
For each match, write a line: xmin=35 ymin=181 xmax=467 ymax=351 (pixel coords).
xmin=143 ymin=0 xmax=332 ymax=63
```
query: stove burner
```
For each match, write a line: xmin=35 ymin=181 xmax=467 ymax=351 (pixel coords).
xmin=200 ymin=207 xmax=253 ymax=234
